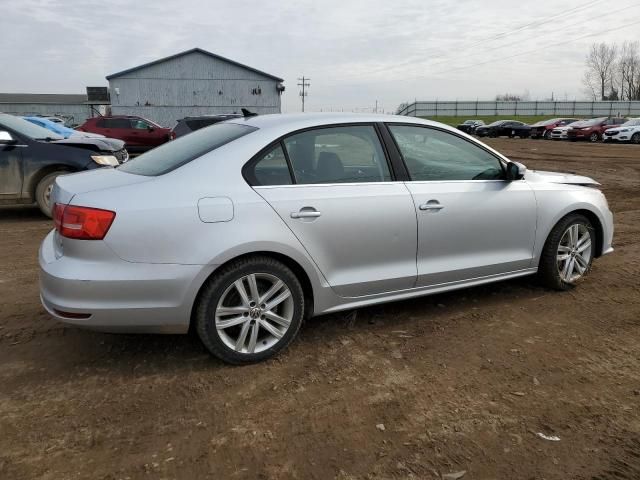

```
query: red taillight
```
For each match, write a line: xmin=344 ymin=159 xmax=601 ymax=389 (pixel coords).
xmin=53 ymin=203 xmax=116 ymax=240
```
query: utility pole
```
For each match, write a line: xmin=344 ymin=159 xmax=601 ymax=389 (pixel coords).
xmin=297 ymin=76 xmax=310 ymax=112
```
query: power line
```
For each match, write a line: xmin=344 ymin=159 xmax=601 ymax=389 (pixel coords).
xmin=297 ymin=76 xmax=310 ymax=112
xmin=357 ymin=0 xmax=608 ymax=79
xmin=431 ymin=17 xmax=640 ymax=77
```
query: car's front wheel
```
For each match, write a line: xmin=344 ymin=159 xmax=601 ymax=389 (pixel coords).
xmin=35 ymin=171 xmax=64 ymax=218
xmin=195 ymin=256 xmax=305 ymax=364
xmin=589 ymin=132 xmax=599 ymax=142
xmin=632 ymin=132 xmax=640 ymax=144
xmin=538 ymin=214 xmax=595 ymax=290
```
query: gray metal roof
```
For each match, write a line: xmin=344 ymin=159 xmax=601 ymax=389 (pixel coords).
xmin=0 ymin=93 xmax=88 ymax=104
xmin=106 ymin=48 xmax=284 ymax=82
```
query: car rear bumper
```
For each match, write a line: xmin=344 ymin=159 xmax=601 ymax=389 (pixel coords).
xmin=39 ymin=231 xmax=215 ymax=333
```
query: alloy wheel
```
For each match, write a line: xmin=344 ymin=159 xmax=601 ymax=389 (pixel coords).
xmin=590 ymin=132 xmax=599 ymax=142
xmin=557 ymin=223 xmax=592 ymax=283
xmin=214 ymin=273 xmax=294 ymax=354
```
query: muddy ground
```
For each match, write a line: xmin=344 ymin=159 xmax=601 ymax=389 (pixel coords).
xmin=1 ymin=139 xmax=639 ymax=480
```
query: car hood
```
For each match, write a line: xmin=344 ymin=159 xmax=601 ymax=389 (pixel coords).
xmin=525 ymin=169 xmax=600 ymax=186
xmin=51 ymin=136 xmax=125 ymax=152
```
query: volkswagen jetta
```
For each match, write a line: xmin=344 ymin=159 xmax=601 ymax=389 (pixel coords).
xmin=39 ymin=113 xmax=614 ymax=364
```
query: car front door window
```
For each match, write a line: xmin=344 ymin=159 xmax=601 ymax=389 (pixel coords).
xmin=388 ymin=125 xmax=504 ymax=181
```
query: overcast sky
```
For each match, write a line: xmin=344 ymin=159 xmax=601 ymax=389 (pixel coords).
xmin=2 ymin=0 xmax=639 ymax=113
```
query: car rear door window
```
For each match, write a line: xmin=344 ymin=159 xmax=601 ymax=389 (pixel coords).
xmin=282 ymin=125 xmax=391 ymax=184
xmin=250 ymin=144 xmax=293 ymax=186
xmin=389 ymin=125 xmax=504 ymax=181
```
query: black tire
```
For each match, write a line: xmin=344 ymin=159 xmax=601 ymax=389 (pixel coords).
xmin=589 ymin=132 xmax=599 ymax=143
xmin=35 ymin=172 xmax=63 ymax=218
xmin=538 ymin=213 xmax=595 ymax=291
xmin=632 ymin=132 xmax=640 ymax=145
xmin=195 ymin=255 xmax=305 ymax=365
xmin=543 ymin=130 xmax=552 ymax=140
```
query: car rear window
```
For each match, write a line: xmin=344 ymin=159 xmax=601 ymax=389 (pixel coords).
xmin=118 ymin=123 xmax=257 ymax=176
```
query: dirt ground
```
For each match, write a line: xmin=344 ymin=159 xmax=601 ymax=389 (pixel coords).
xmin=1 ymin=139 xmax=639 ymax=480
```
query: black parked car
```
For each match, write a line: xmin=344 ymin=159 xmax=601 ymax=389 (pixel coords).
xmin=456 ymin=119 xmax=485 ymax=134
xmin=475 ymin=120 xmax=531 ymax=138
xmin=0 ymin=113 xmax=126 ymax=217
xmin=172 ymin=114 xmax=242 ymax=138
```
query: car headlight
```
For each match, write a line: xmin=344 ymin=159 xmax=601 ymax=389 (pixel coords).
xmin=91 ymin=155 xmax=119 ymax=166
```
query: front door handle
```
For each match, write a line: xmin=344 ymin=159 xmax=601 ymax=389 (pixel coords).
xmin=419 ymin=201 xmax=444 ymax=211
xmin=291 ymin=209 xmax=321 ymax=219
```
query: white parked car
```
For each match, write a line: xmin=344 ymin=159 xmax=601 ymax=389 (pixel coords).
xmin=550 ymin=120 xmax=583 ymax=140
xmin=602 ymin=118 xmax=640 ymax=144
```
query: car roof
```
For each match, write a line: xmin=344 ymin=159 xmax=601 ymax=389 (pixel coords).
xmin=226 ymin=112 xmax=449 ymax=133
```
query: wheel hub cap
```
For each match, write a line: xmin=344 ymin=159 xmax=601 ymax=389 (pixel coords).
xmin=214 ymin=273 xmax=294 ymax=354
xmin=557 ymin=223 xmax=592 ymax=283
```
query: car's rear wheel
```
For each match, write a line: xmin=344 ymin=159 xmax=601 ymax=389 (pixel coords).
xmin=538 ymin=214 xmax=595 ymax=291
xmin=35 ymin=171 xmax=63 ymax=218
xmin=632 ymin=132 xmax=640 ymax=144
xmin=589 ymin=132 xmax=599 ymax=142
xmin=195 ymin=256 xmax=305 ymax=364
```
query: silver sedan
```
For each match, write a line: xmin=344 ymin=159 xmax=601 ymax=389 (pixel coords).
xmin=40 ymin=113 xmax=614 ymax=364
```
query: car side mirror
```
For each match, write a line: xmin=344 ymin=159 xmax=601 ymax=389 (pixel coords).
xmin=148 ymin=127 xmax=155 ymax=132
xmin=0 ymin=131 xmax=15 ymax=144
xmin=506 ymin=161 xmax=526 ymax=181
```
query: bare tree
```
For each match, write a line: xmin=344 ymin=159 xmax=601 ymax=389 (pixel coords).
xmin=615 ymin=41 xmax=640 ymax=100
xmin=583 ymin=42 xmax=617 ymax=100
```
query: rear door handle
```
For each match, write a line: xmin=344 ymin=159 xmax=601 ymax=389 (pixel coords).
xmin=291 ymin=209 xmax=321 ymax=219
xmin=419 ymin=201 xmax=444 ymax=211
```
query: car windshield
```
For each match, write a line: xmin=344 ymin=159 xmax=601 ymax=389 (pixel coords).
xmin=463 ymin=120 xmax=474 ymax=124
xmin=580 ymin=117 xmax=607 ymax=127
xmin=24 ymin=117 xmax=76 ymax=138
xmin=487 ymin=121 xmax=506 ymax=126
xmin=621 ymin=119 xmax=640 ymax=127
xmin=0 ymin=114 xmax=64 ymax=140
xmin=118 ymin=122 xmax=257 ymax=176
xmin=537 ymin=118 xmax=561 ymax=126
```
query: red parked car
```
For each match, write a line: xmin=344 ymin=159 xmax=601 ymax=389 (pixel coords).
xmin=529 ymin=118 xmax=579 ymax=139
xmin=566 ymin=117 xmax=627 ymax=142
xmin=77 ymin=116 xmax=173 ymax=152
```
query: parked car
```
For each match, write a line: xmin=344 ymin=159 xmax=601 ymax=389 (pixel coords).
xmin=77 ymin=116 xmax=173 ymax=152
xmin=550 ymin=120 xmax=583 ymax=140
xmin=602 ymin=118 xmax=640 ymax=143
xmin=40 ymin=113 xmax=614 ymax=364
xmin=0 ymin=113 xmax=126 ymax=216
xmin=172 ymin=114 xmax=242 ymax=138
xmin=475 ymin=120 xmax=531 ymax=138
xmin=566 ymin=117 xmax=627 ymax=142
xmin=456 ymin=119 xmax=485 ymax=134
xmin=530 ymin=118 xmax=580 ymax=139
xmin=24 ymin=116 xmax=106 ymax=139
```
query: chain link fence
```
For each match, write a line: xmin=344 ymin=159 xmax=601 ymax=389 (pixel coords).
xmin=397 ymin=100 xmax=640 ymax=117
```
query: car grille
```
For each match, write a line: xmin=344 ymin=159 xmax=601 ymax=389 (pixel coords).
xmin=114 ymin=148 xmax=129 ymax=163
xmin=604 ymin=131 xmax=618 ymax=136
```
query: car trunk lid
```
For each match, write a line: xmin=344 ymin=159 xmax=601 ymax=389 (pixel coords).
xmin=53 ymin=167 xmax=152 ymax=205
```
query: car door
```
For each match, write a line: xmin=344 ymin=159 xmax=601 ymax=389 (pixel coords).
xmin=387 ymin=124 xmax=537 ymax=287
xmin=250 ymin=124 xmax=418 ymax=297
xmin=0 ymin=130 xmax=24 ymax=199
